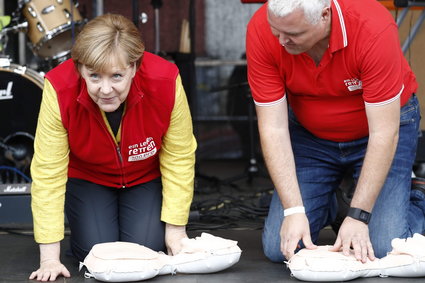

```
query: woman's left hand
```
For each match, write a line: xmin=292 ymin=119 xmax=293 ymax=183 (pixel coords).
xmin=165 ymin=223 xmax=188 ymax=255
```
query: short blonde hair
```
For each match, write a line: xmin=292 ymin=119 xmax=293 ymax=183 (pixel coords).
xmin=71 ymin=13 xmax=145 ymax=72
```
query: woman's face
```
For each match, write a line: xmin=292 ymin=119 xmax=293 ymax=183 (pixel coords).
xmin=80 ymin=63 xmax=136 ymax=112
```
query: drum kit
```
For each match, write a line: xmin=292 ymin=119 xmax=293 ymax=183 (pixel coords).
xmin=0 ymin=0 xmax=85 ymax=184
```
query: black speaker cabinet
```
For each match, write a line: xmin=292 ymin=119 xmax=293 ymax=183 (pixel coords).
xmin=0 ymin=183 xmax=32 ymax=226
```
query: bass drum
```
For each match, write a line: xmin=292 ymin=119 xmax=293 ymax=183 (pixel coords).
xmin=0 ymin=63 xmax=43 ymax=140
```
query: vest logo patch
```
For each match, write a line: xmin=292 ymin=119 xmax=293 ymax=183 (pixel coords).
xmin=344 ymin=78 xmax=362 ymax=92
xmin=128 ymin=137 xmax=157 ymax=162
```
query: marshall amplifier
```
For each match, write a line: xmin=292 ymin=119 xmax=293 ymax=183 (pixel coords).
xmin=0 ymin=182 xmax=32 ymax=226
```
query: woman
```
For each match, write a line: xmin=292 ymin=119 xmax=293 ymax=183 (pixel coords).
xmin=29 ymin=13 xmax=196 ymax=281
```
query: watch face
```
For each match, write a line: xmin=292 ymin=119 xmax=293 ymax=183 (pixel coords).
xmin=348 ymin=207 xmax=371 ymax=224
xmin=359 ymin=211 xmax=370 ymax=222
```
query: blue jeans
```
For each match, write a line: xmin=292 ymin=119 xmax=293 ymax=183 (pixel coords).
xmin=262 ymin=95 xmax=425 ymax=262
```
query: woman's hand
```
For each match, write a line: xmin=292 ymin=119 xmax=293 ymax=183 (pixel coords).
xmin=29 ymin=259 xmax=71 ymax=281
xmin=165 ymin=223 xmax=188 ymax=255
xmin=29 ymin=242 xmax=71 ymax=281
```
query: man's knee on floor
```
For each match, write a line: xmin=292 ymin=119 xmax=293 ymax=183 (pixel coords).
xmin=262 ymin=237 xmax=285 ymax=263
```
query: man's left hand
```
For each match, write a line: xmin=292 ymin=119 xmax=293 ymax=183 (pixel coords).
xmin=329 ymin=217 xmax=376 ymax=263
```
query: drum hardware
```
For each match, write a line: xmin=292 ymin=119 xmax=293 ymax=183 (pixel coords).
xmin=0 ymin=16 xmax=11 ymax=51
xmin=0 ymin=0 xmax=86 ymax=67
xmin=151 ymin=0 xmax=163 ymax=55
xmin=0 ymin=57 xmax=11 ymax=68
xmin=135 ymin=0 xmax=163 ymax=54
xmin=393 ymin=1 xmax=425 ymax=54
xmin=0 ymin=21 xmax=29 ymax=34
xmin=0 ymin=62 xmax=43 ymax=183
xmin=42 ymin=5 xmax=56 ymax=15
xmin=0 ymin=58 xmax=33 ymax=78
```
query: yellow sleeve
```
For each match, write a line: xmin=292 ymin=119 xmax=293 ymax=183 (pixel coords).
xmin=159 ymin=74 xmax=197 ymax=225
xmin=30 ymin=79 xmax=69 ymax=243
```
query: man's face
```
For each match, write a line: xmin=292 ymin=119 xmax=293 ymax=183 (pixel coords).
xmin=267 ymin=7 xmax=330 ymax=55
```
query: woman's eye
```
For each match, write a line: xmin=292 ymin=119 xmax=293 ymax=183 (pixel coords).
xmin=112 ymin=74 xmax=123 ymax=79
xmin=89 ymin=73 xmax=99 ymax=80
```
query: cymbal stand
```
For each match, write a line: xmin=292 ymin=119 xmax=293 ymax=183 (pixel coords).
xmin=151 ymin=0 xmax=163 ymax=55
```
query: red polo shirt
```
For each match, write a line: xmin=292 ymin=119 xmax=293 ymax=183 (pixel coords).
xmin=246 ymin=0 xmax=417 ymax=142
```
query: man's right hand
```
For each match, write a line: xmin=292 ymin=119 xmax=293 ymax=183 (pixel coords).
xmin=280 ymin=213 xmax=317 ymax=260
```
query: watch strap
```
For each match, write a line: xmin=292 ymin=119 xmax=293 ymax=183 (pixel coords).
xmin=347 ymin=207 xmax=371 ymax=224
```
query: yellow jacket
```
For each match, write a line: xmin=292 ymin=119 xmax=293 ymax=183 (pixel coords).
xmin=31 ymin=75 xmax=196 ymax=243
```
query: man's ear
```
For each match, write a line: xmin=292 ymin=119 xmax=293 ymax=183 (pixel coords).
xmin=321 ymin=6 xmax=331 ymax=22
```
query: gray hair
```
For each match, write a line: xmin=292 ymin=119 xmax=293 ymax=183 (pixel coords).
xmin=268 ymin=0 xmax=331 ymax=24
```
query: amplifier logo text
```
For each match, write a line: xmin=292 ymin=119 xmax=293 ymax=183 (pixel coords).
xmin=0 ymin=82 xmax=13 ymax=100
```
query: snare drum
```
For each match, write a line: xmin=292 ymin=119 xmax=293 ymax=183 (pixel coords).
xmin=0 ymin=62 xmax=43 ymax=138
xmin=20 ymin=0 xmax=84 ymax=60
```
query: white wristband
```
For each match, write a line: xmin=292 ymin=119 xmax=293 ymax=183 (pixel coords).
xmin=284 ymin=206 xmax=305 ymax=217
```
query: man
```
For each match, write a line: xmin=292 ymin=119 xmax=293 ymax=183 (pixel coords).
xmin=246 ymin=0 xmax=425 ymax=263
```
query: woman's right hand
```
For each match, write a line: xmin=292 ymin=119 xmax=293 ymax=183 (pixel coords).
xmin=29 ymin=259 xmax=71 ymax=281
xmin=29 ymin=242 xmax=71 ymax=281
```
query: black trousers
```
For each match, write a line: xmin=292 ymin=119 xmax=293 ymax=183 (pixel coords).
xmin=65 ymin=177 xmax=165 ymax=261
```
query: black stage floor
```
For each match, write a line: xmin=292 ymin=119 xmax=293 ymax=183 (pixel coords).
xmin=1 ymin=160 xmax=424 ymax=282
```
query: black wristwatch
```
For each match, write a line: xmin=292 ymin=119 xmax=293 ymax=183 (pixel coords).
xmin=347 ymin=207 xmax=371 ymax=224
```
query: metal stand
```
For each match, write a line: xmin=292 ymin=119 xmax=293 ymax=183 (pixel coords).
xmin=132 ymin=0 xmax=139 ymax=27
xmin=151 ymin=0 xmax=163 ymax=55
xmin=205 ymin=81 xmax=267 ymax=186
xmin=394 ymin=0 xmax=425 ymax=53
xmin=221 ymin=86 xmax=267 ymax=185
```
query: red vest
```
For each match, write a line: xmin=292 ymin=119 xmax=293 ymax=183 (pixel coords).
xmin=45 ymin=52 xmax=178 ymax=188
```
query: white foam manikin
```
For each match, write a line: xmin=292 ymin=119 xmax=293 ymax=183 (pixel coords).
xmin=287 ymin=233 xmax=425 ymax=282
xmin=80 ymin=232 xmax=242 ymax=282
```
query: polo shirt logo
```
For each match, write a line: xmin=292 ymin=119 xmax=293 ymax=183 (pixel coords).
xmin=344 ymin=78 xmax=362 ymax=92
xmin=127 ymin=137 xmax=157 ymax=162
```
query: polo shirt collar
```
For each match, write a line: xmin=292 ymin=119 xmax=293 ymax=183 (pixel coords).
xmin=329 ymin=0 xmax=348 ymax=53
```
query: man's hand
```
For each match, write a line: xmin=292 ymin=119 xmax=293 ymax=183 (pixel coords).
xmin=280 ymin=213 xmax=316 ymax=260
xmin=330 ymin=217 xmax=375 ymax=263
xmin=29 ymin=259 xmax=70 ymax=282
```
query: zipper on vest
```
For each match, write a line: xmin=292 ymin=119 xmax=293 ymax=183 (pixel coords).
xmin=116 ymin=145 xmax=123 ymax=163
xmin=116 ymin=145 xmax=126 ymax=188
